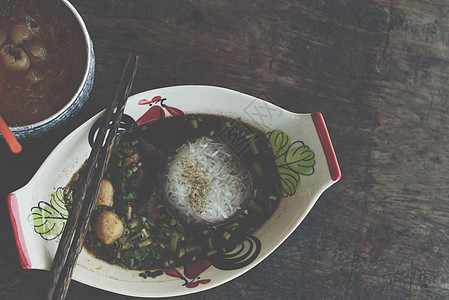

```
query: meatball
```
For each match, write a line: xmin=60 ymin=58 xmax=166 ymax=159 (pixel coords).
xmin=0 ymin=28 xmax=6 ymax=47
xmin=10 ymin=23 xmax=34 ymax=45
xmin=24 ymin=40 xmax=48 ymax=65
xmin=94 ymin=210 xmax=124 ymax=245
xmin=0 ymin=44 xmax=30 ymax=72
xmin=24 ymin=67 xmax=45 ymax=84
xmin=95 ymin=179 xmax=115 ymax=207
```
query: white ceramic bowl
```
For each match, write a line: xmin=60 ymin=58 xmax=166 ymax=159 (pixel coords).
xmin=8 ymin=86 xmax=340 ymax=297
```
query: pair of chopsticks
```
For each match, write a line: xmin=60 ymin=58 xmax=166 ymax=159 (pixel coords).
xmin=46 ymin=53 xmax=139 ymax=300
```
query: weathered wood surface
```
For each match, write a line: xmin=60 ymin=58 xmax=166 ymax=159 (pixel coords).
xmin=1 ymin=0 xmax=449 ymax=299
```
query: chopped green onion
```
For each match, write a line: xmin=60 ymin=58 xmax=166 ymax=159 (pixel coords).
xmin=139 ymin=270 xmax=163 ymax=278
xmin=146 ymin=219 xmax=155 ymax=228
xmin=141 ymin=228 xmax=150 ymax=238
xmin=223 ymin=232 xmax=231 ymax=240
xmin=252 ymin=162 xmax=264 ymax=176
xmin=252 ymin=188 xmax=258 ymax=199
xmin=178 ymin=247 xmax=186 ymax=258
xmin=225 ymin=222 xmax=239 ymax=231
xmin=175 ymin=223 xmax=184 ymax=232
xmin=170 ymin=231 xmax=180 ymax=252
xmin=64 ymin=189 xmax=73 ymax=200
xmin=124 ymin=258 xmax=135 ymax=269
xmin=236 ymin=213 xmax=246 ymax=221
xmin=114 ymin=136 xmax=122 ymax=147
xmin=126 ymin=205 xmax=133 ymax=220
xmin=249 ymin=141 xmax=259 ymax=155
xmin=118 ymin=235 xmax=128 ymax=244
xmin=247 ymin=226 xmax=256 ymax=233
xmin=248 ymin=200 xmax=262 ymax=212
xmin=137 ymin=239 xmax=152 ymax=247
xmin=206 ymin=249 xmax=217 ymax=257
xmin=245 ymin=133 xmax=256 ymax=139
xmin=123 ymin=192 xmax=135 ymax=200
xmin=130 ymin=225 xmax=143 ymax=234
xmin=185 ymin=244 xmax=202 ymax=254
xmin=124 ymin=248 xmax=148 ymax=261
xmin=128 ymin=231 xmax=142 ymax=242
xmin=191 ymin=119 xmax=198 ymax=129
xmin=122 ymin=242 xmax=133 ymax=250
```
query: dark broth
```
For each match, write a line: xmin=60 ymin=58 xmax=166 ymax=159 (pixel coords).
xmin=0 ymin=0 xmax=87 ymax=126
xmin=65 ymin=114 xmax=281 ymax=270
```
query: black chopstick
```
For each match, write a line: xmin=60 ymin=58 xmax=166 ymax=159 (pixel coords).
xmin=46 ymin=53 xmax=139 ymax=300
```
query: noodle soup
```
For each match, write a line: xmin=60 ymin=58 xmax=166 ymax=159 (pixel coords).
xmin=65 ymin=114 xmax=281 ymax=270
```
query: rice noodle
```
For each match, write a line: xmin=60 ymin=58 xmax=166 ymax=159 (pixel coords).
xmin=164 ymin=136 xmax=252 ymax=225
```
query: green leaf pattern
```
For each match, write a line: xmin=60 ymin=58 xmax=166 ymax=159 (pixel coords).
xmin=278 ymin=167 xmax=301 ymax=197
xmin=267 ymin=129 xmax=315 ymax=197
xmin=28 ymin=187 xmax=69 ymax=241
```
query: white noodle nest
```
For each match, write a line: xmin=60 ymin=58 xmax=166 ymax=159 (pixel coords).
xmin=164 ymin=136 xmax=251 ymax=225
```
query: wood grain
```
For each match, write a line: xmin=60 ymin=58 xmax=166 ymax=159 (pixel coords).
xmin=1 ymin=0 xmax=449 ymax=299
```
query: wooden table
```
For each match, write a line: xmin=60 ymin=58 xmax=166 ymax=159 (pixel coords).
xmin=1 ymin=0 xmax=449 ymax=299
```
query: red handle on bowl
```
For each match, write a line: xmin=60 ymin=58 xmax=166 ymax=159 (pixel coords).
xmin=311 ymin=112 xmax=341 ymax=182
xmin=8 ymin=193 xmax=32 ymax=269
